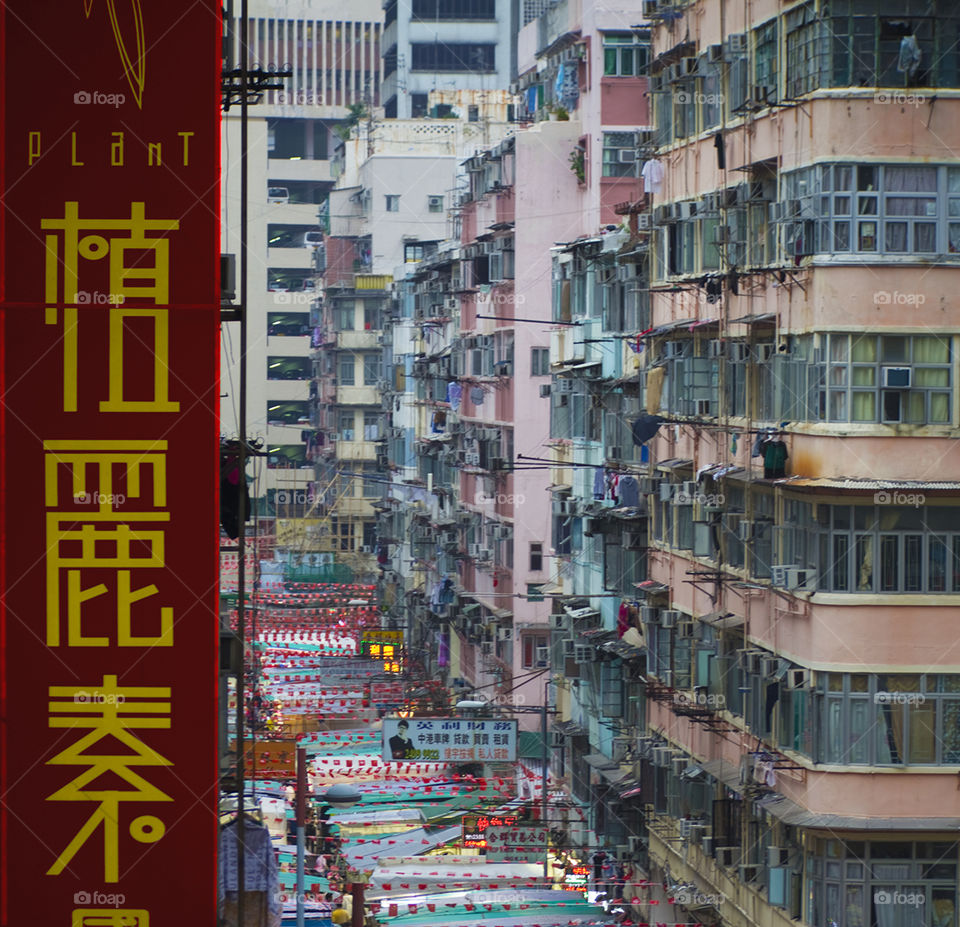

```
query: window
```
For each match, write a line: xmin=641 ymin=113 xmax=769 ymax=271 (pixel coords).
xmin=824 ymin=334 xmax=951 ymax=424
xmin=266 ymin=444 xmax=308 ymax=468
xmin=338 ymin=411 xmax=355 ymax=441
xmin=753 ymin=19 xmax=779 ymax=102
xmin=410 ymin=43 xmax=495 ymax=72
xmin=411 ymin=93 xmax=429 ymax=117
xmin=411 ymin=0 xmax=496 ymax=21
xmin=602 ymin=31 xmax=650 ymax=76
xmin=522 ymin=633 xmax=550 ymax=668
xmin=339 ymin=355 xmax=355 ymax=385
xmin=427 ymin=194 xmax=444 ymax=213
xmin=335 ymin=306 xmax=355 ymax=331
xmin=267 ymin=312 xmax=309 ymax=336
xmin=363 ymin=305 xmax=381 ymax=330
xmin=266 ymin=401 xmax=311 ymax=426
xmin=363 ymin=411 xmax=380 ymax=441
xmin=385 ymin=195 xmax=400 ymax=212
xmin=362 ymin=465 xmax=381 ymax=496
xmin=362 ymin=353 xmax=382 ymax=385
xmin=267 ymin=356 xmax=311 ymax=380
xmin=785 ymin=4 xmax=824 ymax=99
xmin=531 ymin=347 xmax=550 ymax=376
xmin=404 ymin=243 xmax=425 ymax=263
xmin=529 ymin=542 xmax=543 ymax=572
xmin=602 ymin=132 xmax=637 ymax=178
xmin=468 ymin=105 xmax=479 ymax=122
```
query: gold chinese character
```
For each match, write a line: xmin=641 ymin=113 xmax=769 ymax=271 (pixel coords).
xmin=71 ymin=909 xmax=149 ymax=926
xmin=44 ymin=440 xmax=167 ymax=511
xmin=48 ymin=676 xmax=171 ymax=883
xmin=46 ymin=513 xmax=171 ymax=647
xmin=40 ymin=202 xmax=179 ymax=412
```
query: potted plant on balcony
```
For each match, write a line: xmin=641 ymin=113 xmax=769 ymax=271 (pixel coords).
xmin=569 ymin=146 xmax=585 ymax=184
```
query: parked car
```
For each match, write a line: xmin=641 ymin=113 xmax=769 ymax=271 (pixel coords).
xmin=267 ymin=186 xmax=289 ymax=204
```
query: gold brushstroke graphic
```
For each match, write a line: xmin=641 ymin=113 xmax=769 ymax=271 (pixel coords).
xmin=84 ymin=0 xmax=146 ymax=108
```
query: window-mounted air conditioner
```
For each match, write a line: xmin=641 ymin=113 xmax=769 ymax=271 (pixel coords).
xmin=563 ymin=638 xmax=576 ymax=657
xmin=641 ymin=605 xmax=659 ymax=623
xmin=618 ymin=149 xmax=638 ymax=163
xmin=768 ymin=847 xmax=792 ymax=868
xmin=552 ymin=613 xmax=568 ymax=630
xmin=787 ymin=668 xmax=810 ymax=690
xmin=660 ymin=609 xmax=680 ymax=629
xmin=713 ymin=225 xmax=732 ymax=244
xmin=706 ymin=43 xmax=723 ymax=62
xmin=498 ymin=627 xmax=513 ymax=641
xmin=725 ymin=33 xmax=747 ymax=55
xmin=760 ymin=656 xmax=780 ymax=676
xmin=739 ymin=864 xmax=761 ymax=883
xmin=659 ymin=481 xmax=675 ymax=502
xmin=636 ymin=213 xmax=652 ymax=230
xmin=737 ymin=520 xmax=756 ymax=542
xmin=882 ymin=366 xmax=911 ymax=388
xmin=716 ymin=846 xmax=741 ymax=867
xmin=677 ymin=620 xmax=695 ymax=638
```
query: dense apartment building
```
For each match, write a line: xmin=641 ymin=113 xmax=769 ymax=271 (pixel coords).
xmin=381 ymin=0 xmax=521 ymax=118
xmin=543 ymin=1 xmax=960 ymax=927
xmin=317 ymin=109 xmax=516 ymax=579
xmin=220 ymin=0 xmax=384 ymax=563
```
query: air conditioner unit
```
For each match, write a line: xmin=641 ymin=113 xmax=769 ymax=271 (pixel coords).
xmin=641 ymin=606 xmax=659 ymax=623
xmin=739 ymin=649 xmax=763 ymax=674
xmin=360 ymin=545 xmax=373 ymax=553
xmin=706 ymin=43 xmax=723 ymax=62
xmin=708 ymin=339 xmax=726 ymax=357
xmin=738 ymin=520 xmax=755 ymax=542
xmin=554 ymin=378 xmax=575 ymax=393
xmin=768 ymin=847 xmax=792 ymax=868
xmin=716 ymin=846 xmax=741 ymax=867
xmin=653 ymin=205 xmax=671 ymax=225
xmin=552 ymin=613 xmax=568 ymax=630
xmin=725 ymin=33 xmax=747 ymax=55
xmin=618 ymin=149 xmax=638 ymax=164
xmin=678 ymin=201 xmax=697 ymax=219
xmin=701 ymin=836 xmax=715 ymax=856
xmin=688 ymin=823 xmax=707 ymax=844
xmin=787 ymin=668 xmax=810 ymax=690
xmin=713 ymin=225 xmax=732 ymax=244
xmin=608 ymin=446 xmax=624 ymax=460
xmin=481 ymin=641 xmax=493 ymax=656
xmin=495 ymin=627 xmax=512 ymax=643
xmin=638 ymin=477 xmax=656 ymax=494
xmin=882 ymin=366 xmax=911 ymax=388
xmin=652 ymin=746 xmax=673 ymax=766
xmin=740 ymin=864 xmax=761 ymax=883
xmin=754 ymin=342 xmax=775 ymax=363
xmin=659 ymin=482 xmax=675 ymax=502
xmin=677 ymin=620 xmax=695 ymax=638
xmin=540 ymin=384 xmax=551 ymax=397
xmin=468 ymin=543 xmax=482 ymax=557
xmin=574 ymin=644 xmax=594 ymax=663
xmin=477 ymin=548 xmax=493 ymax=561
xmin=493 ymin=524 xmax=511 ymax=540
xmin=563 ymin=638 xmax=576 ymax=657
xmin=660 ymin=610 xmax=680 ymax=629
xmin=788 ymin=567 xmax=817 ymax=592
xmin=612 ymin=738 xmax=631 ymax=762
xmin=768 ymin=202 xmax=783 ymax=223
xmin=642 ymin=0 xmax=659 ymax=17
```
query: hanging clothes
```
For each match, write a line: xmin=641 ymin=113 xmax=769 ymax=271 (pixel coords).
xmin=219 ymin=819 xmax=282 ymax=927
xmin=606 ymin=471 xmax=620 ymax=504
xmin=469 ymin=386 xmax=485 ymax=406
xmin=617 ymin=602 xmax=630 ymax=638
xmin=446 ymin=381 xmax=462 ymax=411
xmin=751 ymin=432 xmax=767 ymax=458
xmin=714 ymin=131 xmax=726 ymax=170
xmin=640 ymin=159 xmax=665 ymax=195
xmin=619 ymin=475 xmax=640 ymax=509
xmin=897 ymin=34 xmax=921 ymax=78
xmin=763 ymin=438 xmax=788 ymax=479
xmin=631 ymin=413 xmax=665 ymax=446
xmin=593 ymin=466 xmax=605 ymax=501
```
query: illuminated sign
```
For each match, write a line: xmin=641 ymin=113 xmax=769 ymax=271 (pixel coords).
xmin=486 ymin=825 xmax=549 ymax=862
xmin=0 ymin=2 xmax=220 ymax=923
xmin=361 ymin=630 xmax=404 ymax=673
xmin=461 ymin=813 xmax=519 ymax=849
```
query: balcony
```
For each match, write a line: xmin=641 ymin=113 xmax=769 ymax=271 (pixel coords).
xmin=335 ymin=385 xmax=380 ymax=405
xmin=334 ymin=439 xmax=378 ymax=461
xmin=337 ymin=330 xmax=379 ymax=350
xmin=267 ymin=158 xmax=332 ymax=182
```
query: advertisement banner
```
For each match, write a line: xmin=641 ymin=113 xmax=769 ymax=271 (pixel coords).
xmin=0 ymin=2 xmax=221 ymax=924
xmin=382 ymin=718 xmax=517 ymax=763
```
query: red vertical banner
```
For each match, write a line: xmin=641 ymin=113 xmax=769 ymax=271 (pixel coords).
xmin=1 ymin=3 xmax=221 ymax=924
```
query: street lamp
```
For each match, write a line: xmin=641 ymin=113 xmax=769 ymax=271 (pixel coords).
xmin=298 ymin=775 xmax=362 ymax=927
xmin=314 ymin=783 xmax=363 ymax=927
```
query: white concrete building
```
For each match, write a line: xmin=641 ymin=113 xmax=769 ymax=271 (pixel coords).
xmin=220 ymin=0 xmax=385 ymax=518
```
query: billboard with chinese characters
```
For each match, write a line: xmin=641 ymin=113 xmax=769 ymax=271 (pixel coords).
xmin=486 ymin=825 xmax=549 ymax=862
xmin=0 ymin=2 xmax=221 ymax=924
xmin=461 ymin=813 xmax=519 ymax=849
xmin=382 ymin=718 xmax=518 ymax=763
